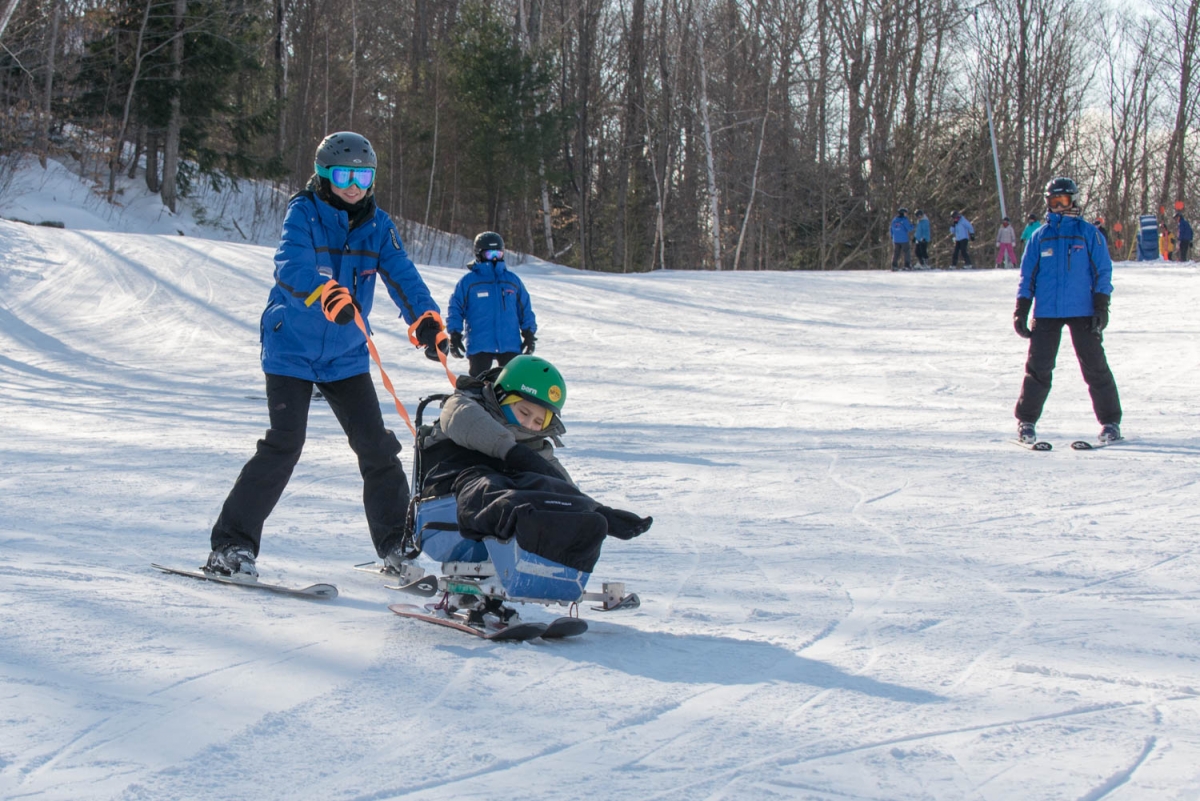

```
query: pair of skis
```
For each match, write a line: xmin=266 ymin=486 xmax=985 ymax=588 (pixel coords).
xmin=151 ymin=564 xmax=591 ymax=640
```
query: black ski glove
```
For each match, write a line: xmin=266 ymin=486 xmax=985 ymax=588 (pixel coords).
xmin=521 ymin=330 xmax=537 ymax=355
xmin=449 ymin=331 xmax=466 ymax=359
xmin=414 ymin=315 xmax=447 ymax=361
xmin=1091 ymin=293 xmax=1110 ymax=334
xmin=503 ymin=443 xmax=562 ymax=478
xmin=598 ymin=506 xmax=653 ymax=540
xmin=321 ymin=283 xmax=357 ymax=325
xmin=1013 ymin=297 xmax=1032 ymax=339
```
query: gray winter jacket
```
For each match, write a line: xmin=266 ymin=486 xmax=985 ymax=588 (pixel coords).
xmin=424 ymin=378 xmax=573 ymax=484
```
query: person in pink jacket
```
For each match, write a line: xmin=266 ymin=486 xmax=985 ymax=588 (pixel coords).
xmin=995 ymin=217 xmax=1018 ymax=268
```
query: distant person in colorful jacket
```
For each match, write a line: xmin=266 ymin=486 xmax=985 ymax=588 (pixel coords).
xmin=889 ymin=208 xmax=916 ymax=270
xmin=1176 ymin=212 xmax=1193 ymax=261
xmin=995 ymin=217 xmax=1017 ymax=268
xmin=206 ymin=132 xmax=447 ymax=580
xmin=1012 ymin=177 xmax=1121 ymax=447
xmin=1020 ymin=214 xmax=1041 ymax=258
xmin=950 ymin=211 xmax=975 ymax=268
xmin=914 ymin=209 xmax=931 ymax=268
xmin=447 ymin=231 xmax=538 ymax=377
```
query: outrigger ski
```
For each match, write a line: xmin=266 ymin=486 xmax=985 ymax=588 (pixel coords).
xmin=353 ymin=561 xmax=440 ymax=595
xmin=1012 ymin=439 xmax=1052 ymax=451
xmin=151 ymin=563 xmax=338 ymax=599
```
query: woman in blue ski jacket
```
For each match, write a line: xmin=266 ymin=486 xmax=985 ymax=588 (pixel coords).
xmin=207 ymin=132 xmax=447 ymax=579
xmin=446 ymin=231 xmax=538 ymax=377
xmin=1012 ymin=177 xmax=1121 ymax=446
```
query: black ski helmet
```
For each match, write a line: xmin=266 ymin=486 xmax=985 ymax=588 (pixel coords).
xmin=315 ymin=132 xmax=377 ymax=170
xmin=897 ymin=207 xmax=908 ymax=216
xmin=474 ymin=231 xmax=505 ymax=261
xmin=1044 ymin=176 xmax=1079 ymax=199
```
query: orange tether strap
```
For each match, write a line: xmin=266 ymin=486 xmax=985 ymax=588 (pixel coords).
xmin=407 ymin=310 xmax=458 ymax=388
xmin=353 ymin=308 xmax=417 ymax=436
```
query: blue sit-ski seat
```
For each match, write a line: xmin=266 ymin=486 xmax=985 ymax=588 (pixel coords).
xmin=412 ymin=494 xmax=591 ymax=602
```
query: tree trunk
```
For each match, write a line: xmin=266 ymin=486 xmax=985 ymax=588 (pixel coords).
xmin=38 ymin=0 xmax=61 ymax=168
xmin=108 ymin=0 xmax=154 ymax=201
xmin=695 ymin=4 xmax=722 ymax=270
xmin=145 ymin=129 xmax=160 ymax=193
xmin=160 ymin=0 xmax=187 ymax=213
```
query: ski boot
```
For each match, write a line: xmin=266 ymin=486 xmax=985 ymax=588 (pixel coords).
xmin=1017 ymin=421 xmax=1037 ymax=445
xmin=205 ymin=545 xmax=258 ymax=578
xmin=1099 ymin=423 xmax=1122 ymax=443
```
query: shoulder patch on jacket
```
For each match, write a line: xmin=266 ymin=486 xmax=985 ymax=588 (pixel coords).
xmin=389 ymin=227 xmax=401 ymax=250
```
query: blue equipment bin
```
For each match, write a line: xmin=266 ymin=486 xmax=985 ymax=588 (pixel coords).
xmin=1137 ymin=214 xmax=1159 ymax=260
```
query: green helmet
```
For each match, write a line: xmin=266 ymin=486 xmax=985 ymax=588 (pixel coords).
xmin=495 ymin=355 xmax=566 ymax=414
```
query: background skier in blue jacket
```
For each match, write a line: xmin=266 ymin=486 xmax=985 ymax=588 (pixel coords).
xmin=1012 ymin=177 xmax=1121 ymax=445
xmin=950 ymin=211 xmax=975 ymax=268
xmin=890 ymin=208 xmax=916 ymax=270
xmin=207 ymin=132 xmax=447 ymax=578
xmin=447 ymin=231 xmax=538 ymax=377
xmin=1176 ymin=212 xmax=1193 ymax=261
xmin=914 ymin=209 xmax=931 ymax=268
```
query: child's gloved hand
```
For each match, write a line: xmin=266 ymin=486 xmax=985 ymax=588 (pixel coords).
xmin=597 ymin=506 xmax=653 ymax=539
xmin=449 ymin=331 xmax=466 ymax=359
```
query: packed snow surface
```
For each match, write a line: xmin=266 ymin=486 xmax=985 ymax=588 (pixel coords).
xmin=2 ymin=216 xmax=1200 ymax=800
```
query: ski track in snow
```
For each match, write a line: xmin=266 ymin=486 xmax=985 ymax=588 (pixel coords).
xmin=3 ymin=218 xmax=1200 ymax=799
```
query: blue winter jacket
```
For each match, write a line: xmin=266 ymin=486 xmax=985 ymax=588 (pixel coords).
xmin=915 ymin=217 xmax=931 ymax=242
xmin=1179 ymin=216 xmax=1193 ymax=242
xmin=951 ymin=216 xmax=975 ymax=241
xmin=1018 ymin=212 xmax=1113 ymax=319
xmin=890 ymin=216 xmax=915 ymax=243
xmin=446 ymin=260 xmax=536 ymax=355
xmin=260 ymin=191 xmax=439 ymax=382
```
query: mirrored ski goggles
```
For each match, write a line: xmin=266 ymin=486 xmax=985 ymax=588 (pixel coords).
xmin=1046 ymin=194 xmax=1072 ymax=212
xmin=316 ymin=164 xmax=375 ymax=190
xmin=481 ymin=249 xmax=505 ymax=262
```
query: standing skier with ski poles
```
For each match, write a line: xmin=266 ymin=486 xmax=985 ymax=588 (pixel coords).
xmin=1012 ymin=177 xmax=1122 ymax=447
xmin=206 ymin=131 xmax=448 ymax=579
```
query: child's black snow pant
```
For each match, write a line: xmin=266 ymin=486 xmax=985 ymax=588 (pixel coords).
xmin=452 ymin=468 xmax=610 ymax=573
xmin=1014 ymin=317 xmax=1122 ymax=426
xmin=211 ymin=372 xmax=410 ymax=557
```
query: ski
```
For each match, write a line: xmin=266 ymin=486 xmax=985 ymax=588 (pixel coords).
xmin=1012 ymin=439 xmax=1052 ymax=451
xmin=1071 ymin=438 xmax=1124 ymax=450
xmin=389 ymin=603 xmax=547 ymax=641
xmin=352 ymin=561 xmax=439 ymax=595
xmin=591 ymin=592 xmax=641 ymax=612
xmin=541 ymin=617 xmax=588 ymax=639
xmin=151 ymin=564 xmax=338 ymax=599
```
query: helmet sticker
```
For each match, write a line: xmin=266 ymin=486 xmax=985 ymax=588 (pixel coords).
xmin=548 ymin=386 xmax=562 ymax=403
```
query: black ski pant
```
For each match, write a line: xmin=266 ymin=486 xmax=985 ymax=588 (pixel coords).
xmin=891 ymin=242 xmax=912 ymax=270
xmin=467 ymin=351 xmax=517 ymax=378
xmin=951 ymin=239 xmax=972 ymax=267
xmin=1015 ymin=317 xmax=1122 ymax=426
xmin=211 ymin=372 xmax=409 ymax=557
xmin=1180 ymin=240 xmax=1192 ymax=261
xmin=915 ymin=240 xmax=929 ymax=265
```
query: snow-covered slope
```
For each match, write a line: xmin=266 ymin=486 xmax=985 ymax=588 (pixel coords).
xmin=2 ymin=218 xmax=1200 ymax=800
